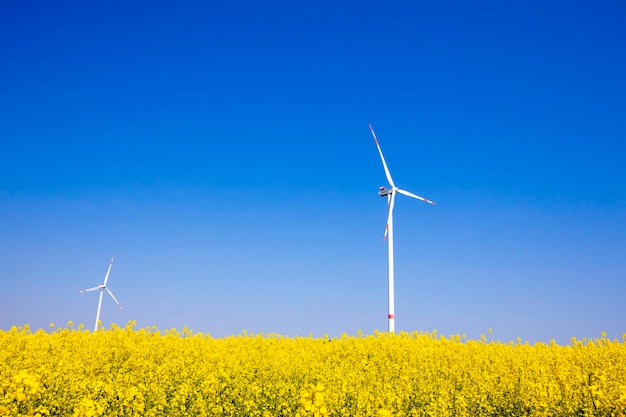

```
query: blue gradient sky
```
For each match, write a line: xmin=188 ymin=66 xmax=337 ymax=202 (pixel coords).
xmin=1 ymin=0 xmax=624 ymax=344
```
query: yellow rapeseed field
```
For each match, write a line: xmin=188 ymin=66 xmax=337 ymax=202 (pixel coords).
xmin=1 ymin=322 xmax=625 ymax=416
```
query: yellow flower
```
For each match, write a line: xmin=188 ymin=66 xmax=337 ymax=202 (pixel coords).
xmin=0 ymin=323 xmax=624 ymax=416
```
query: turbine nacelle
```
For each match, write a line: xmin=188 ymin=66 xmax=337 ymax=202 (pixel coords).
xmin=378 ymin=186 xmax=393 ymax=197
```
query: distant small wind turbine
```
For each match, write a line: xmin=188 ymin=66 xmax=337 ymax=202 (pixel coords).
xmin=79 ymin=257 xmax=123 ymax=331
xmin=369 ymin=124 xmax=435 ymax=333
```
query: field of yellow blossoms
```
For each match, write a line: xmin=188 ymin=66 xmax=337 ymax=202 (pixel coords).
xmin=1 ymin=322 xmax=625 ymax=417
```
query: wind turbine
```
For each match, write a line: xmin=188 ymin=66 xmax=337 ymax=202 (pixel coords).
xmin=369 ymin=124 xmax=435 ymax=333
xmin=79 ymin=257 xmax=123 ymax=331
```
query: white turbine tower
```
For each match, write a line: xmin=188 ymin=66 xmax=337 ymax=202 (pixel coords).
xmin=369 ymin=124 xmax=435 ymax=333
xmin=79 ymin=257 xmax=123 ymax=331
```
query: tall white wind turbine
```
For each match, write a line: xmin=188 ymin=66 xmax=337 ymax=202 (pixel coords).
xmin=369 ymin=124 xmax=435 ymax=333
xmin=79 ymin=257 xmax=123 ymax=331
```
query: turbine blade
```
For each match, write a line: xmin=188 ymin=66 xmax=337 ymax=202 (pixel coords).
xmin=383 ymin=192 xmax=396 ymax=241
xmin=106 ymin=288 xmax=123 ymax=311
xmin=369 ymin=124 xmax=396 ymax=188
xmin=102 ymin=257 xmax=114 ymax=286
xmin=397 ymin=188 xmax=436 ymax=205
xmin=79 ymin=286 xmax=101 ymax=293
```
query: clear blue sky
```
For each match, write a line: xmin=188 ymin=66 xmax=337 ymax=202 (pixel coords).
xmin=1 ymin=0 xmax=624 ymax=344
